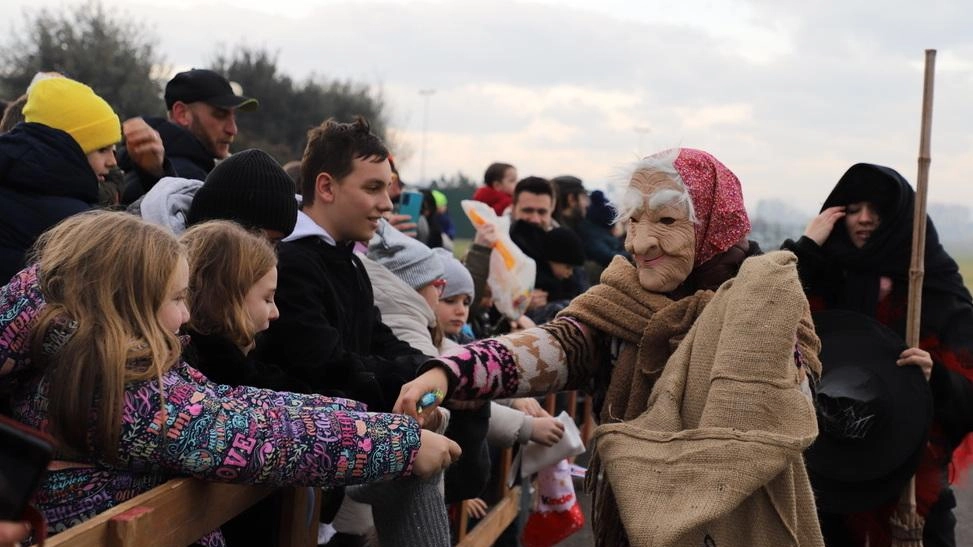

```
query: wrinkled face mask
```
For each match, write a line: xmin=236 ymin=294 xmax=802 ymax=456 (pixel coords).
xmin=624 ymin=169 xmax=696 ymax=293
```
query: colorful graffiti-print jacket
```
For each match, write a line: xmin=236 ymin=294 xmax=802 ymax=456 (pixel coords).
xmin=0 ymin=265 xmax=421 ymax=545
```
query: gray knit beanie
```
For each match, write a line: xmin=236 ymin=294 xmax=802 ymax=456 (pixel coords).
xmin=368 ymin=219 xmax=443 ymax=290
xmin=433 ymin=248 xmax=474 ymax=300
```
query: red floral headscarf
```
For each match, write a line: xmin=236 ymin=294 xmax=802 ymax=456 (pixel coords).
xmin=656 ymin=148 xmax=751 ymax=266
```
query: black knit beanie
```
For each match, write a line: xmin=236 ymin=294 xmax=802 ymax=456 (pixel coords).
xmin=187 ymin=149 xmax=298 ymax=235
xmin=543 ymin=227 xmax=586 ymax=266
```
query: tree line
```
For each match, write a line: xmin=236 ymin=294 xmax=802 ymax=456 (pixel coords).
xmin=0 ymin=1 xmax=387 ymax=163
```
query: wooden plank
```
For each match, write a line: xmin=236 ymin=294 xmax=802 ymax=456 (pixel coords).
xmin=39 ymin=478 xmax=275 ymax=547
xmin=581 ymin=395 xmax=594 ymax=447
xmin=456 ymin=500 xmax=470 ymax=540
xmin=566 ymin=391 xmax=577 ymax=419
xmin=277 ymin=487 xmax=320 ymax=547
xmin=456 ymin=486 xmax=521 ymax=547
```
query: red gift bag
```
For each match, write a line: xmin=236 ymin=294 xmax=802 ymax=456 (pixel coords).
xmin=522 ymin=459 xmax=585 ymax=547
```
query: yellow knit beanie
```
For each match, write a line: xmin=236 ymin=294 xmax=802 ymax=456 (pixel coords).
xmin=22 ymin=77 xmax=121 ymax=154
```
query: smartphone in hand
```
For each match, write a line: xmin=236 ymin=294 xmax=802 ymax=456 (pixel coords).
xmin=395 ymin=190 xmax=424 ymax=227
xmin=0 ymin=415 xmax=54 ymax=520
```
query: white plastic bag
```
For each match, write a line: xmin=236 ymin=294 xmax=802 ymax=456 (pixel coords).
xmin=509 ymin=411 xmax=586 ymax=483
xmin=461 ymin=200 xmax=535 ymax=320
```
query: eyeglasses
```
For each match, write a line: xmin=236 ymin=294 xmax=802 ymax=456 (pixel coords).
xmin=431 ymin=278 xmax=447 ymax=297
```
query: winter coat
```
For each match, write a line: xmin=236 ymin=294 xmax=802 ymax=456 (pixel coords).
xmin=360 ymin=254 xmax=438 ymax=356
xmin=254 ymin=212 xmax=427 ymax=411
xmin=782 ymin=163 xmax=973 ymax=547
xmin=183 ymin=329 xmax=311 ymax=394
xmin=0 ymin=123 xmax=98 ymax=283
xmin=127 ymin=176 xmax=203 ymax=234
xmin=472 ymin=185 xmax=512 ymax=216
xmin=119 ymin=117 xmax=214 ymax=204
xmin=0 ymin=265 xmax=421 ymax=544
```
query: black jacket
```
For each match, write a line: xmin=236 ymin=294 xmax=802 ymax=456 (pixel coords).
xmin=183 ymin=330 xmax=311 ymax=393
xmin=118 ymin=117 xmax=214 ymax=204
xmin=0 ymin=123 xmax=98 ymax=283
xmin=254 ymin=236 xmax=427 ymax=411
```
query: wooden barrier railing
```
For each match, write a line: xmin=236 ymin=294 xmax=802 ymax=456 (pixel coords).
xmin=37 ymin=480 xmax=317 ymax=547
xmin=37 ymin=391 xmax=593 ymax=547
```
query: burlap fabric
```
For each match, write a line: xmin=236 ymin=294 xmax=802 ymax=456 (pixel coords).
xmin=590 ymin=251 xmax=824 ymax=547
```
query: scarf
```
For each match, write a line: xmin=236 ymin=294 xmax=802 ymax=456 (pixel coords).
xmin=560 ymin=255 xmax=712 ymax=546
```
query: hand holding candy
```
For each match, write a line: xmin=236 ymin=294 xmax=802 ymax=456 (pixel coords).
xmin=417 ymin=389 xmax=445 ymax=414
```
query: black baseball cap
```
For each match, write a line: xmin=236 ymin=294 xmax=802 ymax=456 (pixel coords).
xmin=164 ymin=69 xmax=258 ymax=111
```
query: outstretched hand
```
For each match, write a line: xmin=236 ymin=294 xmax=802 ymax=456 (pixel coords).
xmin=510 ymin=397 xmax=548 ymax=418
xmin=803 ymin=206 xmax=846 ymax=246
xmin=897 ymin=347 xmax=933 ymax=381
xmin=413 ymin=430 xmax=461 ymax=479
xmin=394 ymin=367 xmax=451 ymax=422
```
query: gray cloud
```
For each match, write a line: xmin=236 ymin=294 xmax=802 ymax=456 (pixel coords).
xmin=6 ymin=0 xmax=972 ymax=213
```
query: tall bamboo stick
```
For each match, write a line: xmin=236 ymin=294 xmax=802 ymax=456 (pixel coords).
xmin=895 ymin=49 xmax=936 ymax=543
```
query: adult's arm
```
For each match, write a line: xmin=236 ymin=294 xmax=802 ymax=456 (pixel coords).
xmin=422 ymin=316 xmax=604 ymax=401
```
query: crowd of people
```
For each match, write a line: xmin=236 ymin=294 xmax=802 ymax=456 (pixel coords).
xmin=1 ymin=68 xmax=972 ymax=547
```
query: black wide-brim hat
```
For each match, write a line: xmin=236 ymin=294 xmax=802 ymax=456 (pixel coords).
xmin=805 ymin=309 xmax=933 ymax=514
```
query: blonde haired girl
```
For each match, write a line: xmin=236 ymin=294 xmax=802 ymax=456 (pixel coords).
xmin=0 ymin=211 xmax=459 ymax=543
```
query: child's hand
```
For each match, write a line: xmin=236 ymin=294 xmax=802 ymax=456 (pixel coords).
xmin=510 ymin=397 xmax=548 ymax=418
xmin=413 ymin=430 xmax=461 ymax=479
xmin=466 ymin=498 xmax=488 ymax=519
xmin=394 ymin=367 xmax=450 ymax=422
xmin=530 ymin=416 xmax=565 ymax=446
xmin=421 ymin=407 xmax=446 ymax=432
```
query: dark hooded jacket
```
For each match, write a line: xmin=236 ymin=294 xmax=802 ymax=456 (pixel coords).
xmin=0 ymin=123 xmax=98 ymax=283
xmin=783 ymin=163 xmax=973 ymax=547
xmin=118 ymin=117 xmax=215 ymax=204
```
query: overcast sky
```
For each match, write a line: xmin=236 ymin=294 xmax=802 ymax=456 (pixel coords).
xmin=7 ymin=0 xmax=972 ymax=215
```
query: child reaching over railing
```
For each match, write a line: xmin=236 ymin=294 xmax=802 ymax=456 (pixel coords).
xmin=0 ymin=211 xmax=460 ymax=546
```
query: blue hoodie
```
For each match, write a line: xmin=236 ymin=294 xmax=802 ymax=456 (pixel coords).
xmin=0 ymin=123 xmax=98 ymax=283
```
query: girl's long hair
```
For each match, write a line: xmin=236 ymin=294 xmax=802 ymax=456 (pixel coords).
xmin=29 ymin=211 xmax=184 ymax=460
xmin=180 ymin=221 xmax=277 ymax=351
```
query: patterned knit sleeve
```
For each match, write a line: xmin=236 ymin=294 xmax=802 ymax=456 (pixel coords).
xmin=426 ymin=316 xmax=601 ymax=400
xmin=182 ymin=363 xmax=368 ymax=412
xmin=117 ymin=364 xmax=419 ymax=487
xmin=0 ymin=264 xmax=44 ymax=377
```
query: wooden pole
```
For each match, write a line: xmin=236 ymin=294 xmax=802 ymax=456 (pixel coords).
xmin=899 ymin=47 xmax=936 ymax=530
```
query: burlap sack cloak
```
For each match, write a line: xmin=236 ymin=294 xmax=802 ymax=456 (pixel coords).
xmin=591 ymin=251 xmax=825 ymax=547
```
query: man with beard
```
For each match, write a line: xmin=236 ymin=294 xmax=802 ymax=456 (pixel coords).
xmin=118 ymin=69 xmax=258 ymax=204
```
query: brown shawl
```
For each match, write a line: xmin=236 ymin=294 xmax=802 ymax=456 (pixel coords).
xmin=560 ymin=255 xmax=712 ymax=422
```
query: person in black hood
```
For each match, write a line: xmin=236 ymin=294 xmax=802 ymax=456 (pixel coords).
xmin=0 ymin=76 xmax=120 ymax=283
xmin=118 ymin=69 xmax=258 ymax=204
xmin=782 ymin=163 xmax=973 ymax=547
